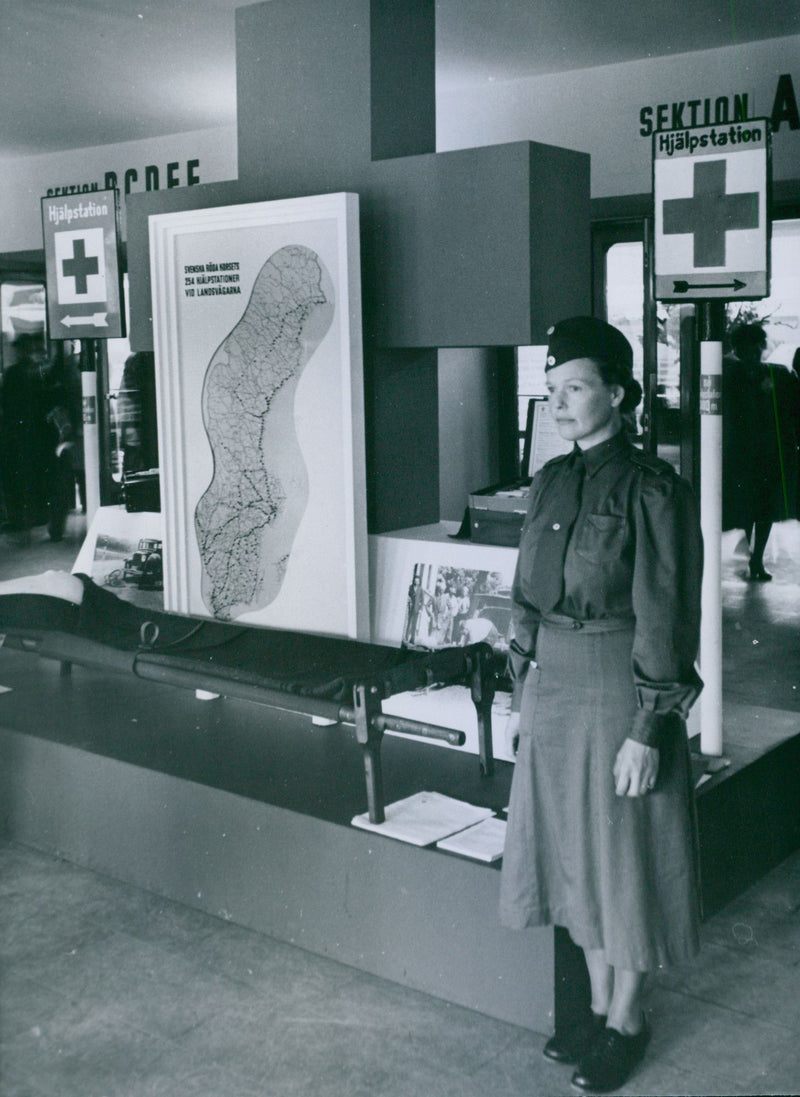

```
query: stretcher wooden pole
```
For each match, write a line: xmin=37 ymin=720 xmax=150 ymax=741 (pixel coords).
xmin=9 ymin=629 xmax=479 ymax=827
xmin=697 ymin=302 xmax=725 ymax=756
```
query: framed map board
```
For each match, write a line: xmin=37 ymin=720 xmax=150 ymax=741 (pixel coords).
xmin=149 ymin=193 xmax=368 ymax=639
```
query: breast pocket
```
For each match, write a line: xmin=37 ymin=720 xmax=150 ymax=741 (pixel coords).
xmin=573 ymin=513 xmax=627 ymax=564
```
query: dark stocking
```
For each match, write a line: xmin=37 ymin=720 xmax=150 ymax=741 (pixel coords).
xmin=746 ymin=520 xmax=773 ymax=580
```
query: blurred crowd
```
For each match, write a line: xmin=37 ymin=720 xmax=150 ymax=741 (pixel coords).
xmin=0 ymin=333 xmax=84 ymax=541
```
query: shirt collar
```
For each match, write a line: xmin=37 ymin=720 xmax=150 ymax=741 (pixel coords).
xmin=574 ymin=430 xmax=629 ymax=478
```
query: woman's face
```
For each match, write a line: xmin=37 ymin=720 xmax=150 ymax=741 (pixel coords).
xmin=546 ymin=357 xmax=624 ymax=450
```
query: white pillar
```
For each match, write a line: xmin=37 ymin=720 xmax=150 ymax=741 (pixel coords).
xmin=698 ymin=319 xmax=724 ymax=756
xmin=81 ymin=369 xmax=101 ymax=525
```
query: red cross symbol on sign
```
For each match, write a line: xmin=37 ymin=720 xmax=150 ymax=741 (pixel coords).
xmin=662 ymin=160 xmax=759 ymax=267
xmin=61 ymin=237 xmax=100 ymax=294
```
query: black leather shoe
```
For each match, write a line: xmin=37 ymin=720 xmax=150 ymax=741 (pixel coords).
xmin=748 ymin=563 xmax=773 ymax=582
xmin=543 ymin=1012 xmax=607 ymax=1065
xmin=571 ymin=1018 xmax=650 ymax=1092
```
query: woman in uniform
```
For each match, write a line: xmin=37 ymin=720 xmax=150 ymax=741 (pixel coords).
xmin=499 ymin=317 xmax=703 ymax=1093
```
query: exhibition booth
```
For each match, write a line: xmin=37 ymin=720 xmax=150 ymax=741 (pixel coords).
xmin=1 ymin=0 xmax=799 ymax=1038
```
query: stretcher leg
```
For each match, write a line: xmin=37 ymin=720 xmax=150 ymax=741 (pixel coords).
xmin=467 ymin=644 xmax=495 ymax=777
xmin=353 ymin=682 xmax=385 ymax=824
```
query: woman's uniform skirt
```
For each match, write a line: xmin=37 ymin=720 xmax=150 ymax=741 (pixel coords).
xmin=499 ymin=618 xmax=700 ymax=972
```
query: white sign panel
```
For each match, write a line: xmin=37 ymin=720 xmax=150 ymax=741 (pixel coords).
xmin=54 ymin=228 xmax=107 ymax=304
xmin=653 ymin=120 xmax=770 ymax=301
xmin=149 ymin=193 xmax=368 ymax=640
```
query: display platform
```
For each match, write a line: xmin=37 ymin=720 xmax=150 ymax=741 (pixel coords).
xmin=691 ymin=702 xmax=800 ymax=916
xmin=0 ymin=645 xmax=553 ymax=1032
xmin=0 ymin=643 xmax=798 ymax=1036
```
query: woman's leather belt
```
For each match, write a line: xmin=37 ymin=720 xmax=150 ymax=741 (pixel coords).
xmin=540 ymin=613 xmax=634 ymax=633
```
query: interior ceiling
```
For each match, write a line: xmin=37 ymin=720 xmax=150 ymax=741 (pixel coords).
xmin=1 ymin=0 xmax=798 ymax=158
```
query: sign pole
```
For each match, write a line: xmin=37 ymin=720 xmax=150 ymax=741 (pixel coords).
xmin=81 ymin=341 xmax=101 ymax=525
xmin=697 ymin=302 xmax=725 ymax=756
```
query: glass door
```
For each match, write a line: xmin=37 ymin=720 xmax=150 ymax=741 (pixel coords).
xmin=1 ymin=279 xmax=47 ymax=377
xmin=601 ymin=217 xmax=800 ymax=477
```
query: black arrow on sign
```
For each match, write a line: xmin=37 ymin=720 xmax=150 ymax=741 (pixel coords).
xmin=673 ymin=278 xmax=747 ymax=294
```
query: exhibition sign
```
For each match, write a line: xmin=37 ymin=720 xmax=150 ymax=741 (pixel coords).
xmin=149 ymin=193 xmax=369 ymax=639
xmin=41 ymin=188 xmax=125 ymax=339
xmin=653 ymin=119 xmax=770 ymax=301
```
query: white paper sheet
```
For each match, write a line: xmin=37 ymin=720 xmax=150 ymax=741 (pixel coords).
xmin=436 ymin=816 xmax=507 ymax=862
xmin=351 ymin=791 xmax=493 ymax=846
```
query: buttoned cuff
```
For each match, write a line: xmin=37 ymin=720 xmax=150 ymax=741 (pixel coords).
xmin=629 ymin=708 xmax=666 ymax=748
xmin=630 ymin=670 xmax=704 ymax=747
xmin=634 ymin=672 xmax=703 ymax=719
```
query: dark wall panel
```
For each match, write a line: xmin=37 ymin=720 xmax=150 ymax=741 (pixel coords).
xmin=370 ymin=0 xmax=436 ymax=161
xmin=369 ymin=141 xmax=590 ymax=348
xmin=528 ymin=143 xmax=592 ymax=337
xmin=366 ymin=347 xmax=439 ymax=531
xmin=236 ymin=0 xmax=373 ymax=194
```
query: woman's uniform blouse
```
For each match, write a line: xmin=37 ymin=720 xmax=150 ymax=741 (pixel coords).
xmin=510 ymin=431 xmax=703 ymax=747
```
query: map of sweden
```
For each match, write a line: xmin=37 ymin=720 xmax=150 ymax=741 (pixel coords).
xmin=194 ymin=244 xmax=335 ymax=619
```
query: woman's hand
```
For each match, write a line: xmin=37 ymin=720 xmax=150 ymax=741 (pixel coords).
xmin=613 ymin=738 xmax=659 ymax=797
xmin=505 ymin=711 xmax=521 ymax=757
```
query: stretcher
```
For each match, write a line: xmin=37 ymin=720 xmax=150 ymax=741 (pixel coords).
xmin=0 ymin=577 xmax=496 ymax=824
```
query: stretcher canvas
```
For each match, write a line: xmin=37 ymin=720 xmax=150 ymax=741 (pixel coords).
xmin=149 ymin=193 xmax=368 ymax=638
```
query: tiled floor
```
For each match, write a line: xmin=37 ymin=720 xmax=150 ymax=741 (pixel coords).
xmin=1 ymin=839 xmax=800 ymax=1097
xmin=720 ymin=524 xmax=800 ymax=714
xmin=0 ymin=513 xmax=88 ymax=582
xmin=1 ymin=515 xmax=800 ymax=1096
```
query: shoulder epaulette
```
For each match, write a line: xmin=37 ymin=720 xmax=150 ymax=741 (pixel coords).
xmin=629 ymin=448 xmax=674 ymax=477
xmin=540 ymin=451 xmax=573 ymax=473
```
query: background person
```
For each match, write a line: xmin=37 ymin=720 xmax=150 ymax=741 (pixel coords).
xmin=0 ymin=334 xmax=52 ymax=537
xmin=722 ymin=323 xmax=800 ymax=581
xmin=116 ymin=351 xmax=159 ymax=476
xmin=42 ymin=341 xmax=83 ymax=540
xmin=499 ymin=317 xmax=703 ymax=1094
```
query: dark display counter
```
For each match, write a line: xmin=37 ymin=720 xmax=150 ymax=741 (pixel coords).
xmin=0 ymin=644 xmax=555 ymax=1032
